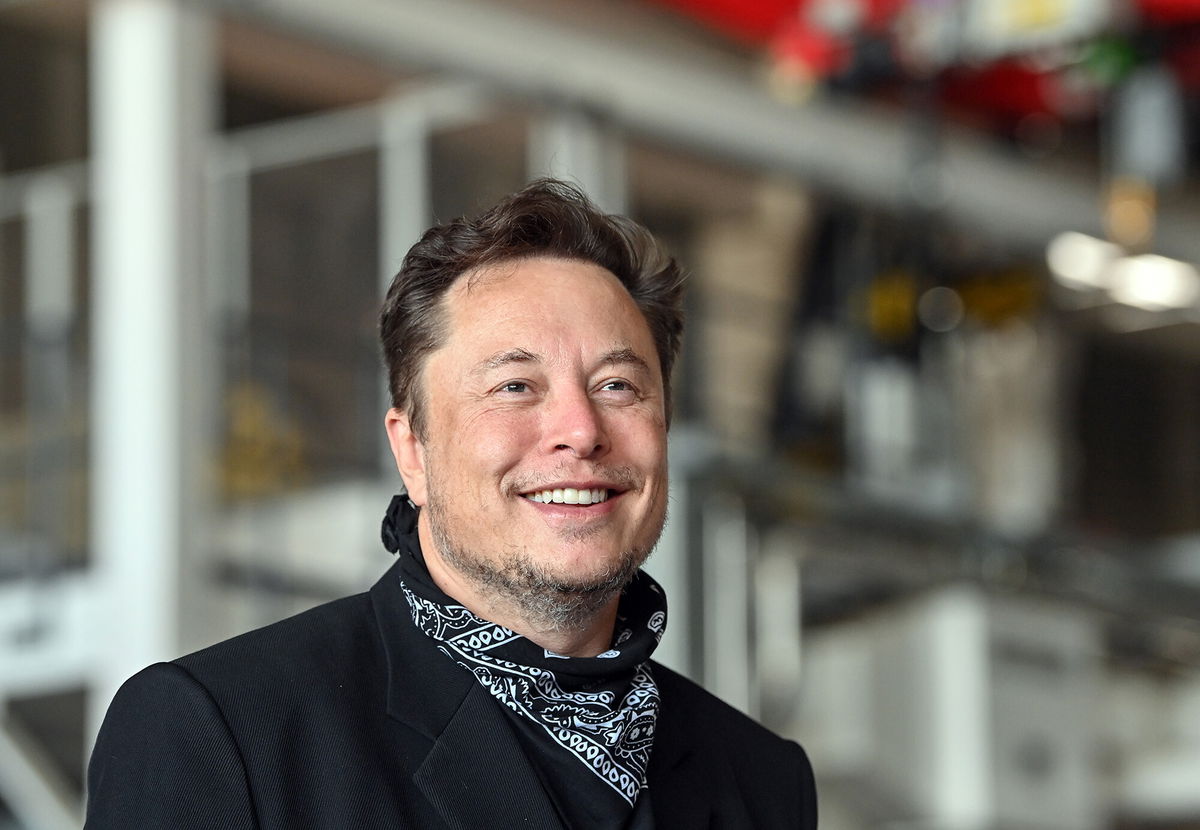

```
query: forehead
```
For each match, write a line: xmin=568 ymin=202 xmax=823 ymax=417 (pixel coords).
xmin=438 ymin=257 xmax=654 ymax=357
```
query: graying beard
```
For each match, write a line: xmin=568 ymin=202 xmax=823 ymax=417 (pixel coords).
xmin=427 ymin=504 xmax=647 ymax=632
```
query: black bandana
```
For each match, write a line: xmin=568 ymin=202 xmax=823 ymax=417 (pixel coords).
xmin=384 ymin=497 xmax=667 ymax=807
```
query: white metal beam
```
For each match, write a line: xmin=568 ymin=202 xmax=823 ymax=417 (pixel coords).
xmin=650 ymin=426 xmax=718 ymax=681
xmin=88 ymin=0 xmax=215 ymax=737
xmin=0 ymin=719 xmax=80 ymax=830
xmin=23 ymin=174 xmax=77 ymax=559
xmin=703 ymin=493 xmax=754 ymax=716
xmin=528 ymin=108 xmax=627 ymax=214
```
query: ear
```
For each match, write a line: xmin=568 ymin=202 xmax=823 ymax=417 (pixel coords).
xmin=385 ymin=408 xmax=428 ymax=506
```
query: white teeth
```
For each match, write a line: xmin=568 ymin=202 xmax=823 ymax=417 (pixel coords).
xmin=523 ymin=488 xmax=610 ymax=504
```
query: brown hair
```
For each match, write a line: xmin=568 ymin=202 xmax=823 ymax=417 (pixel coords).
xmin=380 ymin=178 xmax=686 ymax=439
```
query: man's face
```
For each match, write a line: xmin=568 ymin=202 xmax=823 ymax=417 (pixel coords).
xmin=389 ymin=257 xmax=669 ymax=622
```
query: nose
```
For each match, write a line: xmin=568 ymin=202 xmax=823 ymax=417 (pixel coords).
xmin=544 ymin=387 xmax=608 ymax=458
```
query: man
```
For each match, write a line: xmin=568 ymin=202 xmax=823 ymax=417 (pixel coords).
xmin=85 ymin=179 xmax=817 ymax=829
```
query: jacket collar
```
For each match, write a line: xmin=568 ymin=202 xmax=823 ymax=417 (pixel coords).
xmin=369 ymin=560 xmax=566 ymax=830
xmin=369 ymin=558 xmax=727 ymax=829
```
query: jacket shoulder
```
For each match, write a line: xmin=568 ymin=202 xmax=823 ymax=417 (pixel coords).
xmin=651 ymin=660 xmax=791 ymax=752
xmin=86 ymin=662 xmax=259 ymax=829
xmin=651 ymin=660 xmax=818 ymax=829
xmin=179 ymin=592 xmax=375 ymax=678
xmin=172 ymin=591 xmax=388 ymax=726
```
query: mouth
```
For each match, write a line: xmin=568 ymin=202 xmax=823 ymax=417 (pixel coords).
xmin=520 ymin=486 xmax=618 ymax=506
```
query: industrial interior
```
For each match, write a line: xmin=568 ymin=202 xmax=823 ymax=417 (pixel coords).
xmin=2 ymin=0 xmax=1200 ymax=828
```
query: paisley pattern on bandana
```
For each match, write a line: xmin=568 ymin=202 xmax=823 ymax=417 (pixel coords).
xmin=399 ymin=573 xmax=667 ymax=805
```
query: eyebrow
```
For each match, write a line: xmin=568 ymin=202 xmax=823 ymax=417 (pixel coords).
xmin=471 ymin=346 xmax=652 ymax=375
xmin=473 ymin=348 xmax=540 ymax=375
xmin=598 ymin=347 xmax=652 ymax=374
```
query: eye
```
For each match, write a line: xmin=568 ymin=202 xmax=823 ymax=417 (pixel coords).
xmin=498 ymin=381 xmax=529 ymax=394
xmin=596 ymin=379 xmax=638 ymax=402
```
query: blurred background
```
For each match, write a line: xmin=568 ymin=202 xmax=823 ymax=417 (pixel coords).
xmin=3 ymin=0 xmax=1200 ymax=827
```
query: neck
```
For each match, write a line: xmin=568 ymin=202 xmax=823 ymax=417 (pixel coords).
xmin=417 ymin=521 xmax=621 ymax=658
xmin=513 ymin=603 xmax=620 ymax=658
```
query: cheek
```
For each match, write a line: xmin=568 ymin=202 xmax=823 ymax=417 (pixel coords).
xmin=458 ymin=411 xmax=539 ymax=478
xmin=620 ymin=415 xmax=668 ymax=467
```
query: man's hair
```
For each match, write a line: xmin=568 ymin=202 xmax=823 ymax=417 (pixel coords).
xmin=380 ymin=178 xmax=686 ymax=439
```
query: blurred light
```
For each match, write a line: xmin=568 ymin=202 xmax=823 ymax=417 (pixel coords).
xmin=1112 ymin=67 xmax=1186 ymax=188
xmin=917 ymin=286 xmax=965 ymax=332
xmin=866 ymin=270 xmax=918 ymax=343
xmin=1046 ymin=231 xmax=1120 ymax=289
xmin=1108 ymin=254 xmax=1200 ymax=311
xmin=1105 ymin=176 xmax=1156 ymax=248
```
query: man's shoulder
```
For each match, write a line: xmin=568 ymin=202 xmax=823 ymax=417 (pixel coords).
xmin=650 ymin=660 xmax=818 ymax=827
xmin=651 ymin=660 xmax=792 ymax=753
xmin=173 ymin=588 xmax=382 ymax=697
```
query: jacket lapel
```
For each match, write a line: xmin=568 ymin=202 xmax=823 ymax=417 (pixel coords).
xmin=645 ymin=662 xmax=767 ymax=829
xmin=414 ymin=682 xmax=565 ymax=830
xmin=647 ymin=700 xmax=715 ymax=828
xmin=370 ymin=561 xmax=565 ymax=830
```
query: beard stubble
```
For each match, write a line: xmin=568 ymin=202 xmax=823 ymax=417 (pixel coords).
xmin=424 ymin=469 xmax=664 ymax=633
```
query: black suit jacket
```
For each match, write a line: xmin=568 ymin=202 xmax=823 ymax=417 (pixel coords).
xmin=85 ymin=560 xmax=817 ymax=828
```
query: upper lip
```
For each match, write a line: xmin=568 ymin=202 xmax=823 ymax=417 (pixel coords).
xmin=519 ymin=481 xmax=625 ymax=494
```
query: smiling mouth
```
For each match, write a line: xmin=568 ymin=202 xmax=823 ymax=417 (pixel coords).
xmin=521 ymin=487 xmax=613 ymax=505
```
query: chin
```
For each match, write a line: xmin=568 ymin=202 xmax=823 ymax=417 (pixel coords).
xmin=554 ymin=535 xmax=652 ymax=577
xmin=536 ymin=550 xmax=641 ymax=589
xmin=512 ymin=556 xmax=644 ymax=633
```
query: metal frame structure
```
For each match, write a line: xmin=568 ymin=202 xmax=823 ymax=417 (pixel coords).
xmin=227 ymin=0 xmax=1200 ymax=262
